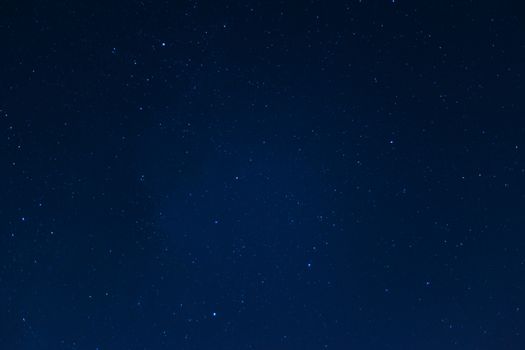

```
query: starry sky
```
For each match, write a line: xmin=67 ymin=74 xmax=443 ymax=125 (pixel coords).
xmin=1 ymin=1 xmax=525 ymax=349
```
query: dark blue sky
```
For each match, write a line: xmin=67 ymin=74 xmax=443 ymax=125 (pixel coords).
xmin=1 ymin=1 xmax=525 ymax=349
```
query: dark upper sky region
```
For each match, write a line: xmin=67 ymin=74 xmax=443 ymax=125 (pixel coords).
xmin=1 ymin=1 xmax=525 ymax=349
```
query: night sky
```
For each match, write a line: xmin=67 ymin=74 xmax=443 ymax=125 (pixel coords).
xmin=1 ymin=1 xmax=525 ymax=349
